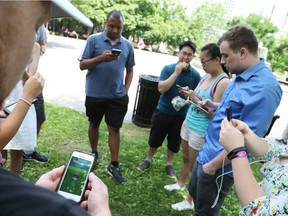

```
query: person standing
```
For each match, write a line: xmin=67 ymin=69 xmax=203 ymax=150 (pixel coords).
xmin=137 ymin=41 xmax=201 ymax=178
xmin=188 ymin=25 xmax=282 ymax=215
xmin=23 ymin=25 xmax=49 ymax=164
xmin=79 ymin=10 xmax=135 ymax=184
xmin=165 ymin=43 xmax=230 ymax=211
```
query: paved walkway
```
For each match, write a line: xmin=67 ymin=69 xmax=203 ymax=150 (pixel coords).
xmin=39 ymin=35 xmax=287 ymax=140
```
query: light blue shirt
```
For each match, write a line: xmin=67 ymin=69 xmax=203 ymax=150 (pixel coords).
xmin=157 ymin=63 xmax=201 ymax=116
xmin=197 ymin=59 xmax=282 ymax=176
xmin=186 ymin=73 xmax=228 ymax=135
xmin=79 ymin=31 xmax=135 ymax=99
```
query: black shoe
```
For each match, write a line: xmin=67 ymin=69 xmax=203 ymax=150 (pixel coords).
xmin=107 ymin=164 xmax=124 ymax=184
xmin=92 ymin=152 xmax=99 ymax=170
xmin=165 ymin=164 xmax=176 ymax=179
xmin=23 ymin=151 xmax=49 ymax=163
xmin=275 ymin=138 xmax=287 ymax=145
xmin=137 ymin=159 xmax=152 ymax=171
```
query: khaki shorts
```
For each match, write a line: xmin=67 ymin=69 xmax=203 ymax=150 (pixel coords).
xmin=180 ymin=121 xmax=204 ymax=151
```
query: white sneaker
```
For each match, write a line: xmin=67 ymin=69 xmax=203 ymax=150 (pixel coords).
xmin=164 ymin=183 xmax=185 ymax=191
xmin=171 ymin=199 xmax=194 ymax=211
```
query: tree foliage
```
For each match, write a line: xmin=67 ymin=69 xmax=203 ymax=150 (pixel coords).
xmin=51 ymin=0 xmax=286 ymax=73
xmin=227 ymin=13 xmax=285 ymax=72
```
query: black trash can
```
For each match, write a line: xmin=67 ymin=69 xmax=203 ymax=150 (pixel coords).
xmin=132 ymin=74 xmax=160 ymax=128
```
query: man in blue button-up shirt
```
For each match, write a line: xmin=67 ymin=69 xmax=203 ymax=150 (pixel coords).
xmin=188 ymin=25 xmax=282 ymax=216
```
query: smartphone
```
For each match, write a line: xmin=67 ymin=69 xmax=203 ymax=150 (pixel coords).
xmin=4 ymin=99 xmax=38 ymax=115
xmin=176 ymin=84 xmax=183 ymax=89
xmin=226 ymin=106 xmax=232 ymax=121
xmin=57 ymin=150 xmax=94 ymax=203
xmin=3 ymin=101 xmax=18 ymax=115
xmin=188 ymin=98 xmax=209 ymax=114
xmin=111 ymin=48 xmax=121 ymax=56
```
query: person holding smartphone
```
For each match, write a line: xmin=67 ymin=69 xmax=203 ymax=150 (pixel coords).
xmin=79 ymin=10 xmax=135 ymax=184
xmin=219 ymin=118 xmax=288 ymax=215
xmin=137 ymin=41 xmax=201 ymax=179
xmin=165 ymin=43 xmax=230 ymax=211
xmin=0 ymin=1 xmax=111 ymax=215
xmin=187 ymin=25 xmax=282 ymax=215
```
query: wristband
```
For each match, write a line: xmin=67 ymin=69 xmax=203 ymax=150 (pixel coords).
xmin=230 ymin=150 xmax=247 ymax=160
xmin=19 ymin=98 xmax=32 ymax=107
xmin=227 ymin=146 xmax=246 ymax=160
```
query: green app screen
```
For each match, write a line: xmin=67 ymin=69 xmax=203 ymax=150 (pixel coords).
xmin=59 ymin=156 xmax=91 ymax=195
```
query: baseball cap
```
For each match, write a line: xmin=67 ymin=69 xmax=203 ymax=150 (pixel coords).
xmin=51 ymin=0 xmax=93 ymax=28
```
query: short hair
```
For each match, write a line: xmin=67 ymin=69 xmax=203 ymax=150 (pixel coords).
xmin=179 ymin=40 xmax=196 ymax=53
xmin=218 ymin=25 xmax=258 ymax=55
xmin=201 ymin=43 xmax=229 ymax=75
xmin=106 ymin=10 xmax=124 ymax=22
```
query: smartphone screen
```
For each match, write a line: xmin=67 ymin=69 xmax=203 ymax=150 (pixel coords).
xmin=57 ymin=151 xmax=94 ymax=202
xmin=188 ymin=98 xmax=209 ymax=114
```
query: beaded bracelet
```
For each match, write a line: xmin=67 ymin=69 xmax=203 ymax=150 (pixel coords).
xmin=19 ymin=98 xmax=32 ymax=107
xmin=227 ymin=146 xmax=247 ymax=160
xmin=230 ymin=150 xmax=247 ymax=160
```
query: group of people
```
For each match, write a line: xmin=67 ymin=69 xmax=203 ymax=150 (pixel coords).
xmin=79 ymin=8 xmax=286 ymax=215
xmin=0 ymin=1 xmax=287 ymax=215
xmin=0 ymin=1 xmax=111 ymax=215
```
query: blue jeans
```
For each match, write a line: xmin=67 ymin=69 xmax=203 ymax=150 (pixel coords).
xmin=188 ymin=161 xmax=234 ymax=216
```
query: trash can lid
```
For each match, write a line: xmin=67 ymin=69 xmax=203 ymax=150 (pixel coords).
xmin=139 ymin=74 xmax=160 ymax=82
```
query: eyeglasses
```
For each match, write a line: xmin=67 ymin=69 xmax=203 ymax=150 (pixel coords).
xmin=180 ymin=51 xmax=194 ymax=58
xmin=201 ymin=58 xmax=215 ymax=66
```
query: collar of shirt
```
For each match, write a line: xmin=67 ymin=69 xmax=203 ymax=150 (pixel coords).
xmin=236 ymin=58 xmax=266 ymax=81
xmin=100 ymin=30 xmax=122 ymax=45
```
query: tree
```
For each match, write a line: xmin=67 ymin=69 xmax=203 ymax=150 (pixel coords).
xmin=268 ymin=36 xmax=288 ymax=73
xmin=227 ymin=13 xmax=281 ymax=72
xmin=187 ymin=2 xmax=227 ymax=50
xmin=227 ymin=14 xmax=278 ymax=48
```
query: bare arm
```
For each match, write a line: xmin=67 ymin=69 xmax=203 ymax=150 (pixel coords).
xmin=158 ymin=62 xmax=188 ymax=93
xmin=124 ymin=67 xmax=134 ymax=93
xmin=27 ymin=42 xmax=41 ymax=77
xmin=219 ymin=118 xmax=265 ymax=206
xmin=0 ymin=73 xmax=44 ymax=148
xmin=232 ymin=119 xmax=269 ymax=158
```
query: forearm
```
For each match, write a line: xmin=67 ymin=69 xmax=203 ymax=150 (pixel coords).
xmin=231 ymin=157 xmax=265 ymax=207
xmin=0 ymin=100 xmax=31 ymax=148
xmin=124 ymin=68 xmax=133 ymax=93
xmin=204 ymin=150 xmax=230 ymax=174
xmin=80 ymin=57 xmax=104 ymax=70
xmin=158 ymin=72 xmax=179 ymax=93
xmin=244 ymin=129 xmax=268 ymax=158
xmin=27 ymin=43 xmax=40 ymax=76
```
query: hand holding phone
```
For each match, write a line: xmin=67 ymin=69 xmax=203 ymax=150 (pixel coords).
xmin=111 ymin=48 xmax=121 ymax=56
xmin=57 ymin=150 xmax=94 ymax=202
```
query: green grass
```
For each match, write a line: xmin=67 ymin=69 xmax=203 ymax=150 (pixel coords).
xmin=7 ymin=103 xmax=262 ymax=215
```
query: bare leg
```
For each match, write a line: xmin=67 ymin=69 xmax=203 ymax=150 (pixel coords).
xmin=10 ymin=150 xmax=23 ymax=175
xmin=146 ymin=147 xmax=158 ymax=160
xmin=167 ymin=148 xmax=175 ymax=165
xmin=107 ymin=125 xmax=120 ymax=161
xmin=178 ymin=140 xmax=190 ymax=187
xmin=88 ymin=122 xmax=99 ymax=152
